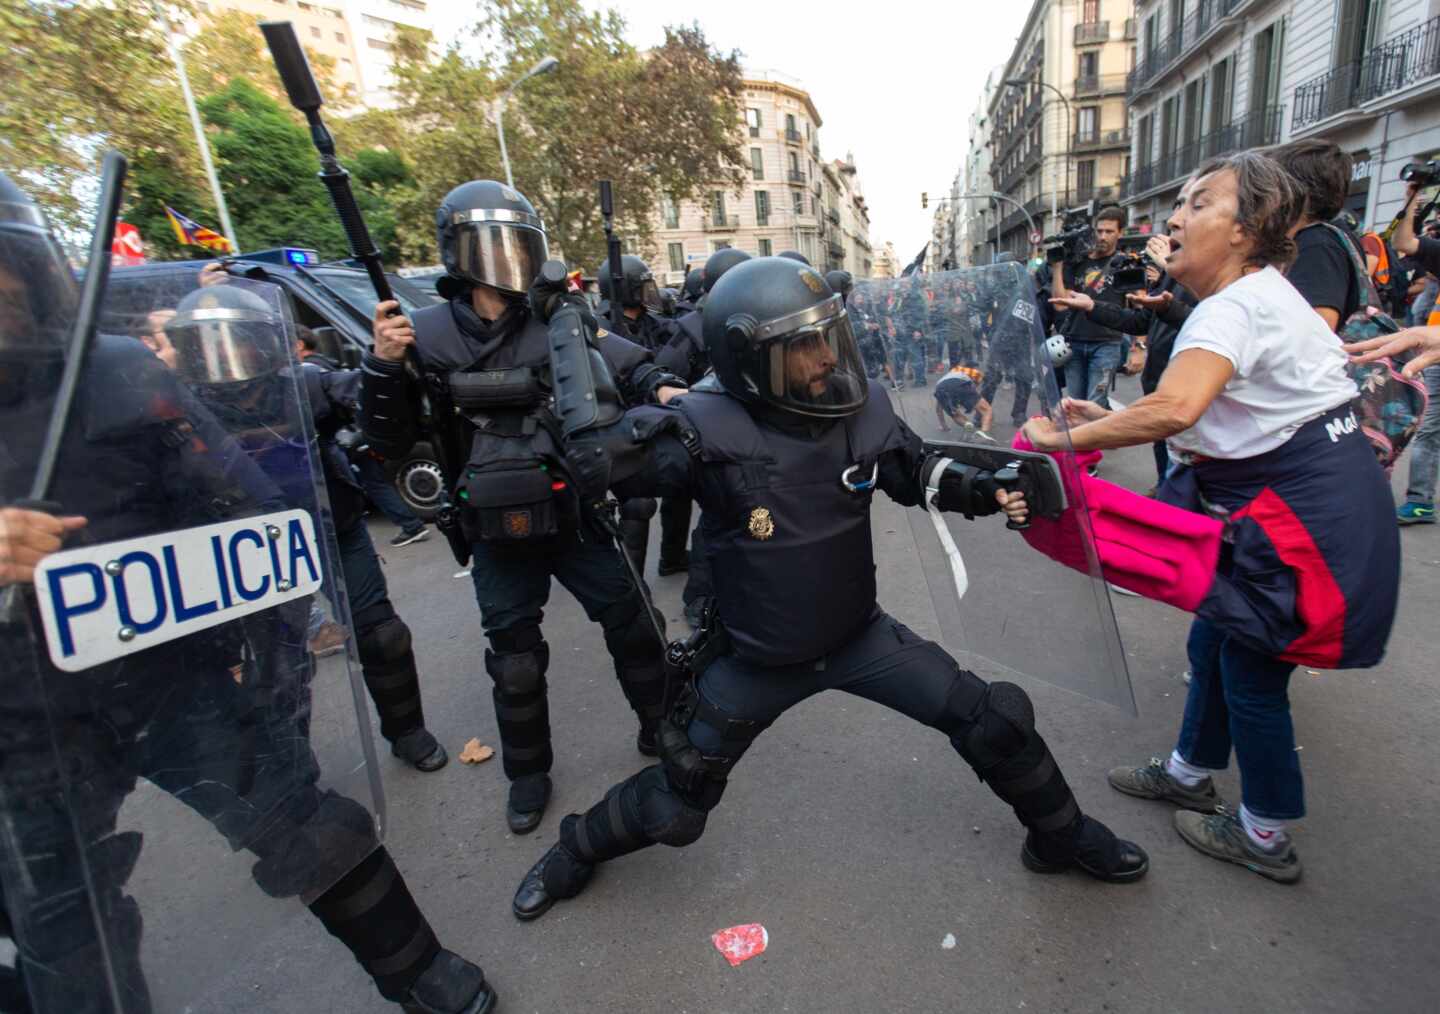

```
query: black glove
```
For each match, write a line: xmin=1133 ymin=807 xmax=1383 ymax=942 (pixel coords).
xmin=563 ymin=433 xmax=614 ymax=508
xmin=528 ymin=259 xmax=596 ymax=326
xmin=922 ymin=454 xmax=1003 ymax=519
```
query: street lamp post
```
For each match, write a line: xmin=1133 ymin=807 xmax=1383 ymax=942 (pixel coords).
xmin=492 ymin=55 xmax=559 ymax=189
xmin=1004 ymin=78 xmax=1072 ymax=228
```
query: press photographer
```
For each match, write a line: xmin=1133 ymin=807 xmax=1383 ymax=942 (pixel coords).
xmin=1049 ymin=205 xmax=1129 ymax=406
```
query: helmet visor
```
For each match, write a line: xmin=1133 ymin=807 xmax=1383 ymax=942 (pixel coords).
xmin=758 ymin=301 xmax=867 ymax=417
xmin=168 ymin=318 xmax=284 ymax=384
xmin=452 ymin=222 xmax=547 ymax=294
xmin=638 ymin=278 xmax=663 ymax=313
xmin=0 ymin=228 xmax=76 ymax=360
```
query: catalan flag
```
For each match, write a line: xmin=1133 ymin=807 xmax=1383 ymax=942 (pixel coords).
xmin=164 ymin=206 xmax=234 ymax=254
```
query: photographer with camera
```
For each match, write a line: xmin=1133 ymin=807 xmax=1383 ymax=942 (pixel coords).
xmin=1050 ymin=206 xmax=1129 ymax=407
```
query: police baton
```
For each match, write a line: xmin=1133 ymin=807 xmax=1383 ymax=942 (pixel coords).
xmin=2 ymin=150 xmax=127 ymax=623
xmin=598 ymin=181 xmax=627 ymax=335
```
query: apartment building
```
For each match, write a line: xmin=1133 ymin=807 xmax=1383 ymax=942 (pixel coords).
xmin=648 ymin=71 xmax=874 ymax=284
xmin=201 ymin=0 xmax=437 ymax=109
xmin=987 ymin=0 xmax=1136 ymax=258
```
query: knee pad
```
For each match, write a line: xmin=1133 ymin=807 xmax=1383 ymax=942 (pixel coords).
xmin=484 ymin=640 xmax=549 ymax=696
xmin=620 ymin=497 xmax=658 ymax=521
xmin=953 ymin=681 xmax=1035 ymax=773
xmin=636 ymin=765 xmax=710 ymax=847
xmin=357 ymin=614 xmax=411 ymax=668
xmin=599 ymin=596 xmax=665 ymax=663
xmin=251 ymin=791 xmax=378 ymax=900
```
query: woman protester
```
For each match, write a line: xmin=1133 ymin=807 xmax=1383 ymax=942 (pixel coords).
xmin=1022 ymin=151 xmax=1401 ymax=884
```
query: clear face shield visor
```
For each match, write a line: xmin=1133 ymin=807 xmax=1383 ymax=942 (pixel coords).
xmin=751 ymin=296 xmax=868 ymax=417
xmin=450 ymin=213 xmax=548 ymax=294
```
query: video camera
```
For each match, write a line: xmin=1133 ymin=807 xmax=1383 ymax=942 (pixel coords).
xmin=1043 ymin=206 xmax=1096 ymax=265
xmin=1400 ymin=161 xmax=1440 ymax=187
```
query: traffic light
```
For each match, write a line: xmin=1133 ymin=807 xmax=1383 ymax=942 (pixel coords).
xmin=921 ymin=192 xmax=928 ymax=209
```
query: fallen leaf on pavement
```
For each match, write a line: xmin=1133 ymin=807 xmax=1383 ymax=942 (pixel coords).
xmin=459 ymin=739 xmax=494 ymax=764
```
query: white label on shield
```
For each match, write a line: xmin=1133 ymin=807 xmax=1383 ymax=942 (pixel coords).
xmin=1010 ymin=300 xmax=1036 ymax=323
xmin=34 ymin=509 xmax=323 ymax=672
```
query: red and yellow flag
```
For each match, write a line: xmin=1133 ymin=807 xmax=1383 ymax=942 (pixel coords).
xmin=164 ymin=206 xmax=233 ymax=254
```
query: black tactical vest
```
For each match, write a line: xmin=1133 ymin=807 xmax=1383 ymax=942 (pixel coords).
xmin=674 ymin=380 xmax=907 ymax=666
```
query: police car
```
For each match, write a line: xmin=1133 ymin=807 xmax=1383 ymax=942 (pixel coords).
xmin=108 ymin=248 xmax=449 ymax=520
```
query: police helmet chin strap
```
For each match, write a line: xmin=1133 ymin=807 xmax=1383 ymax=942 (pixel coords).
xmin=924 ymin=456 xmax=969 ymax=601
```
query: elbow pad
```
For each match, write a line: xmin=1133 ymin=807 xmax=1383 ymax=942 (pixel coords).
xmin=923 ymin=454 xmax=1003 ymax=519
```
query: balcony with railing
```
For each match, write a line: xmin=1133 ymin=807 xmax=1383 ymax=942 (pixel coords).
xmin=787 ymin=169 xmax=806 ymax=183
xmin=826 ymin=207 xmax=841 ymax=225
xmin=1120 ymin=105 xmax=1283 ymax=199
xmin=1075 ymin=21 xmax=1109 ymax=46
xmin=703 ymin=214 xmax=740 ymax=232
xmin=1124 ymin=17 xmax=1137 ymax=40
xmin=1075 ymin=73 xmax=1128 ymax=98
xmin=1074 ymin=184 xmax=1120 ymax=205
xmin=1293 ymin=15 xmax=1440 ymax=131
xmin=1073 ymin=128 xmax=1131 ymax=152
xmin=1127 ymin=0 xmax=1247 ymax=98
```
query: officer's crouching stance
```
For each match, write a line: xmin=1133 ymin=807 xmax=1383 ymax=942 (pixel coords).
xmin=359 ymin=181 xmax=681 ymax=834
xmin=512 ymin=257 xmax=1149 ymax=919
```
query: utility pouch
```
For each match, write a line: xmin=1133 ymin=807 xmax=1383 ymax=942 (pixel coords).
xmin=459 ymin=463 xmax=558 ymax=543
xmin=448 ymin=367 xmax=544 ymax=411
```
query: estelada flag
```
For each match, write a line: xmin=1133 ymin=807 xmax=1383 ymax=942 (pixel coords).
xmin=164 ymin=205 xmax=234 ymax=254
xmin=111 ymin=221 xmax=145 ymax=265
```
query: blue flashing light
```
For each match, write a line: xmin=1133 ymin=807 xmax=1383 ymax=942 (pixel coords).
xmin=284 ymin=247 xmax=319 ymax=266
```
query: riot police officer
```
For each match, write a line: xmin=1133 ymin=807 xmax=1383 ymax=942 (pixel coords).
xmin=359 ymin=180 xmax=682 ymax=834
xmin=595 ymin=254 xmax=674 ymax=350
xmin=0 ymin=172 xmax=493 ymax=1013
xmin=166 ymin=286 xmax=448 ymax=772
xmin=510 ymin=256 xmax=1149 ymax=920
xmin=675 ymin=268 xmax=705 ymax=315
xmin=824 ymin=269 xmax=853 ymax=304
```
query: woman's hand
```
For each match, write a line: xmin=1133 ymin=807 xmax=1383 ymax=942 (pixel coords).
xmin=1061 ymin=397 xmax=1112 ymax=425
xmin=1344 ymin=325 xmax=1440 ymax=377
xmin=1144 ymin=234 xmax=1172 ymax=264
xmin=996 ymin=489 xmax=1028 ymax=526
xmin=1049 ymin=291 xmax=1094 ymax=313
xmin=1021 ymin=416 xmax=1064 ymax=453
xmin=372 ymin=300 xmax=414 ymax=362
xmin=657 ymin=385 xmax=687 ymax=406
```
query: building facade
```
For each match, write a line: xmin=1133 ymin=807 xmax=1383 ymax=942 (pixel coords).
xmin=647 ymin=71 xmax=874 ymax=284
xmin=987 ymin=0 xmax=1137 ymax=258
xmin=202 ymin=0 xmax=438 ymax=109
xmin=873 ymin=241 xmax=902 ymax=278
xmin=1124 ymin=1 xmax=1440 ymax=232
xmin=959 ymin=67 xmax=1006 ymax=267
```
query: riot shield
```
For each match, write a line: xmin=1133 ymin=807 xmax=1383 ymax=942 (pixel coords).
xmin=0 ymin=264 xmax=385 ymax=1011
xmin=853 ymin=264 xmax=1134 ymax=713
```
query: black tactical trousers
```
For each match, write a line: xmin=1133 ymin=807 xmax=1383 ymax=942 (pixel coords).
xmin=557 ymin=608 xmax=1082 ymax=872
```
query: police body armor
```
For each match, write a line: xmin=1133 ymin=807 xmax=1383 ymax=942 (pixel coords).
xmin=410 ymin=300 xmax=620 ymax=547
xmin=674 ymin=379 xmax=907 ymax=666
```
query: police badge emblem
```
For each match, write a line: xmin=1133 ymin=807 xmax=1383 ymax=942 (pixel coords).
xmin=799 ymin=269 xmax=826 ymax=294
xmin=748 ymin=507 xmax=775 ymax=540
xmin=503 ymin=510 xmax=533 ymax=539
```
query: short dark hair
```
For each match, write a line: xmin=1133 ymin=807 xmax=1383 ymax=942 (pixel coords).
xmin=1193 ymin=150 xmax=1304 ymax=269
xmin=295 ymin=325 xmax=318 ymax=352
xmin=1266 ymin=139 xmax=1351 ymax=221
xmin=1095 ymin=205 xmax=1127 ymax=229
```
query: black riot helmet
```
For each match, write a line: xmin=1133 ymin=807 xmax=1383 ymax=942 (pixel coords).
xmin=777 ymin=250 xmax=811 ymax=266
xmin=0 ymin=171 xmax=78 ymax=365
xmin=824 ymin=269 xmax=854 ymax=304
xmin=701 ymin=247 xmax=750 ymax=294
xmin=595 ymin=254 xmax=662 ymax=312
xmin=681 ymin=268 xmax=705 ymax=301
xmin=167 ymin=283 xmax=285 ymax=389
xmin=704 ymin=256 xmax=868 ymax=419
xmin=436 ymin=180 xmax=548 ymax=294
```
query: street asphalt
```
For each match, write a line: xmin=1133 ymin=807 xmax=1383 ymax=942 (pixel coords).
xmin=126 ymin=373 xmax=1438 ymax=1013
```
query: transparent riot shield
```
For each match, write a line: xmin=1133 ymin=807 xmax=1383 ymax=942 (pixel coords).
xmin=0 ymin=264 xmax=385 ymax=1012
xmin=853 ymin=264 xmax=1134 ymax=713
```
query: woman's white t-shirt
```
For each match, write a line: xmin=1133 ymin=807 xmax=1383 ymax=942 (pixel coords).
xmin=1166 ymin=265 xmax=1358 ymax=460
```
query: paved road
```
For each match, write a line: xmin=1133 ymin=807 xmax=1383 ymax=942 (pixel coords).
xmin=136 ymin=374 xmax=1438 ymax=1012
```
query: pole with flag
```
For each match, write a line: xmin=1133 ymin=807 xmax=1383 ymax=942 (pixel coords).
xmin=169 ymin=33 xmax=239 ymax=253
xmin=164 ymin=206 xmax=234 ymax=254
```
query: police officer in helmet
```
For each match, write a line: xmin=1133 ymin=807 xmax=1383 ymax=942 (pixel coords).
xmin=0 ymin=171 xmax=495 ymax=1013
xmin=361 ymin=180 xmax=682 ymax=834
xmin=674 ymin=267 xmax=705 ymax=315
xmin=511 ymin=256 xmax=1149 ymax=920
xmin=595 ymin=254 xmax=673 ymax=350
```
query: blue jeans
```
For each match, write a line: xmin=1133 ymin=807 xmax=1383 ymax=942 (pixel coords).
xmin=1175 ymin=618 xmax=1303 ymax=820
xmin=1404 ymin=364 xmax=1440 ymax=504
xmin=1409 ymin=278 xmax=1438 ymax=326
xmin=1062 ymin=339 xmax=1124 ymax=406
xmin=355 ymin=454 xmax=423 ymax=534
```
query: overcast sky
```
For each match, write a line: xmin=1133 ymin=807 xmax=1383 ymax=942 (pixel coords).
xmin=436 ymin=2 xmax=1032 ymax=259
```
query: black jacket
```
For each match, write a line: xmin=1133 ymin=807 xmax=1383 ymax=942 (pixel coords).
xmin=1084 ymin=276 xmax=1196 ymax=394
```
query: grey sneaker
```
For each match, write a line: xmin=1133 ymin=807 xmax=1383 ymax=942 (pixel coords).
xmin=1174 ymin=808 xmax=1302 ymax=884
xmin=1107 ymin=757 xmax=1224 ymax=812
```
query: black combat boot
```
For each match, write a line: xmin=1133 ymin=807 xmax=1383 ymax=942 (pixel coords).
xmin=401 ymin=949 xmax=496 ymax=1014
xmin=512 ymin=838 xmax=594 ymax=921
xmin=1021 ymin=812 xmax=1149 ymax=883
